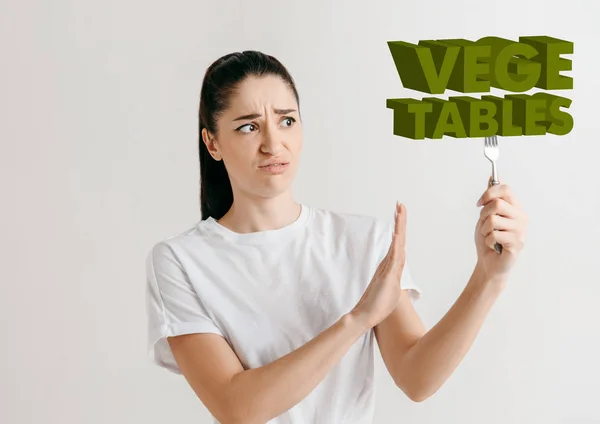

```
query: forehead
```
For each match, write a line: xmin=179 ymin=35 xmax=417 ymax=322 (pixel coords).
xmin=227 ymin=75 xmax=296 ymax=113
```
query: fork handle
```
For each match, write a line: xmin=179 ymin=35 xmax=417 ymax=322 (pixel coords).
xmin=488 ymin=178 xmax=503 ymax=254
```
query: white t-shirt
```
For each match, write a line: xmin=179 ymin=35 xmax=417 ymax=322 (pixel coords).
xmin=146 ymin=203 xmax=422 ymax=423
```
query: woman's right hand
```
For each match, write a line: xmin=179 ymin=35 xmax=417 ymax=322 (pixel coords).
xmin=350 ymin=202 xmax=407 ymax=330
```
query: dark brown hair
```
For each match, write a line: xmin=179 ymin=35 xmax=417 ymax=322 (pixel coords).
xmin=198 ymin=51 xmax=300 ymax=220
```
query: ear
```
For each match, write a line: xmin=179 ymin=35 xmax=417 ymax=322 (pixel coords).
xmin=201 ymin=128 xmax=222 ymax=161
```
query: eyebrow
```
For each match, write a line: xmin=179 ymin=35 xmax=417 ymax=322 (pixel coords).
xmin=232 ymin=108 xmax=297 ymax=121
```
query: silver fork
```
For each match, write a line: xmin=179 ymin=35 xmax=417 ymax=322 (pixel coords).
xmin=483 ymin=135 xmax=503 ymax=254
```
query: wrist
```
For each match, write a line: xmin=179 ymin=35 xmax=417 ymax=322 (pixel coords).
xmin=344 ymin=310 xmax=372 ymax=334
xmin=473 ymin=262 xmax=508 ymax=292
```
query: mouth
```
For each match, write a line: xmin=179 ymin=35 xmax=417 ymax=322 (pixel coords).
xmin=259 ymin=162 xmax=289 ymax=168
xmin=258 ymin=162 xmax=290 ymax=174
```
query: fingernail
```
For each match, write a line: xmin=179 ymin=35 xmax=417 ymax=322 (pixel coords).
xmin=476 ymin=197 xmax=482 ymax=206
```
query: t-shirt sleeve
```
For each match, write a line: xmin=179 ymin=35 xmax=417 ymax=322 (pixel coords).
xmin=398 ymin=257 xmax=422 ymax=303
xmin=376 ymin=217 xmax=423 ymax=304
xmin=145 ymin=241 xmax=225 ymax=375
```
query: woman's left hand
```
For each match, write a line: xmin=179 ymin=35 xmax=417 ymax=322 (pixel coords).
xmin=474 ymin=177 xmax=529 ymax=283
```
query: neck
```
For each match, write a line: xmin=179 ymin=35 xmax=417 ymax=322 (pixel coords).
xmin=217 ymin=190 xmax=301 ymax=234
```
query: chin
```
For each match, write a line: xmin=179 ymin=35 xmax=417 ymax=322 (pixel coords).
xmin=254 ymin=176 xmax=294 ymax=196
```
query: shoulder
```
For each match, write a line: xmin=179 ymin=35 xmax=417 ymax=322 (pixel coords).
xmin=145 ymin=221 xmax=207 ymax=266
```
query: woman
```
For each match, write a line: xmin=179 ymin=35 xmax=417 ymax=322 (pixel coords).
xmin=146 ymin=51 xmax=529 ymax=423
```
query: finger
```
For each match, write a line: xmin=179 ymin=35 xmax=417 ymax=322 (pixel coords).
xmin=485 ymin=230 xmax=520 ymax=252
xmin=384 ymin=215 xmax=396 ymax=260
xmin=385 ymin=202 xmax=407 ymax=267
xmin=393 ymin=202 xmax=407 ymax=248
xmin=477 ymin=183 xmax=523 ymax=209
xmin=479 ymin=197 xmax=520 ymax=221
xmin=480 ymin=214 xmax=516 ymax=237
xmin=496 ymin=185 xmax=523 ymax=209
xmin=390 ymin=202 xmax=407 ymax=269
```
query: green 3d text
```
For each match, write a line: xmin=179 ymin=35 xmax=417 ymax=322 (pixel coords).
xmin=386 ymin=36 xmax=574 ymax=139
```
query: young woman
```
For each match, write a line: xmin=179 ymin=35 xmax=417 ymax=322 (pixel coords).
xmin=146 ymin=51 xmax=529 ymax=424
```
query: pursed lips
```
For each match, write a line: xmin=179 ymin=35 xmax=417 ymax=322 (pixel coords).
xmin=259 ymin=161 xmax=289 ymax=168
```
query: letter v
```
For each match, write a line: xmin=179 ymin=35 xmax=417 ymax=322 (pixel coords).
xmin=388 ymin=40 xmax=460 ymax=94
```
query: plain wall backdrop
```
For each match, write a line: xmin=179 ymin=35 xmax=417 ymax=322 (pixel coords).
xmin=1 ymin=0 xmax=598 ymax=423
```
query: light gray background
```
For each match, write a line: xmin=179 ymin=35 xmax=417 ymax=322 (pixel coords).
xmin=1 ymin=0 xmax=598 ymax=423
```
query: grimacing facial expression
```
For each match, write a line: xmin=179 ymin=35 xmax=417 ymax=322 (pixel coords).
xmin=204 ymin=75 xmax=303 ymax=199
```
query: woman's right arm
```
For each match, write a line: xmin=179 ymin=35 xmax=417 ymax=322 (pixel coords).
xmin=168 ymin=311 xmax=370 ymax=424
xmin=169 ymin=204 xmax=407 ymax=423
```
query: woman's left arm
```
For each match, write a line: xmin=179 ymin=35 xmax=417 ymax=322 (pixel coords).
xmin=375 ymin=181 xmax=529 ymax=402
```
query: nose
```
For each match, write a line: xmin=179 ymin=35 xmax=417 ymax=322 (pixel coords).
xmin=260 ymin=122 xmax=285 ymax=156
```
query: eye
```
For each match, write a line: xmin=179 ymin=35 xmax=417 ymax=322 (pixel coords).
xmin=236 ymin=123 xmax=256 ymax=134
xmin=235 ymin=117 xmax=296 ymax=134
xmin=281 ymin=117 xmax=296 ymax=127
